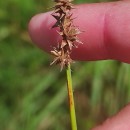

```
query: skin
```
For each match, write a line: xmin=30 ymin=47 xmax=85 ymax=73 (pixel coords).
xmin=28 ymin=1 xmax=130 ymax=129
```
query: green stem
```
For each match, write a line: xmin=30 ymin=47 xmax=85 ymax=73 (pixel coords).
xmin=66 ymin=64 xmax=77 ymax=130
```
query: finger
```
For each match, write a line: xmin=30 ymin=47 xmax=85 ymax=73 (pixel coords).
xmin=91 ymin=104 xmax=130 ymax=130
xmin=28 ymin=1 xmax=130 ymax=63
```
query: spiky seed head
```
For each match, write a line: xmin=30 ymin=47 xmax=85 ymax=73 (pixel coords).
xmin=51 ymin=0 xmax=82 ymax=70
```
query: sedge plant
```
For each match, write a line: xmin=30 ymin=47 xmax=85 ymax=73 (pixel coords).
xmin=50 ymin=0 xmax=82 ymax=130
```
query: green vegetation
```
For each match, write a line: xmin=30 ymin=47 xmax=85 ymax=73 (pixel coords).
xmin=0 ymin=0 xmax=129 ymax=130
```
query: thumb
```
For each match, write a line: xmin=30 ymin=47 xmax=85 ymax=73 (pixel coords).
xmin=92 ymin=104 xmax=130 ymax=130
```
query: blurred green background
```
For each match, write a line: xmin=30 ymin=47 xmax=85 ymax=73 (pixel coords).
xmin=0 ymin=0 xmax=130 ymax=130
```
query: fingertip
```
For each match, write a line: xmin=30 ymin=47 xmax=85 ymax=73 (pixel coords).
xmin=28 ymin=13 xmax=46 ymax=48
xmin=28 ymin=12 xmax=59 ymax=52
xmin=28 ymin=13 xmax=44 ymax=40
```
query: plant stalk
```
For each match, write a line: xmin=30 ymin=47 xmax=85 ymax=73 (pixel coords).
xmin=66 ymin=64 xmax=77 ymax=130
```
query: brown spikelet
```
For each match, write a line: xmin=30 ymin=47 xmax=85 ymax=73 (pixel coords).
xmin=51 ymin=0 xmax=82 ymax=71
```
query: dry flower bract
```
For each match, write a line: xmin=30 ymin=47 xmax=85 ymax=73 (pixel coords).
xmin=51 ymin=0 xmax=82 ymax=71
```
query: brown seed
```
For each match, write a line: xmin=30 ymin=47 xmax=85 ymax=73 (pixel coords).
xmin=51 ymin=0 xmax=82 ymax=70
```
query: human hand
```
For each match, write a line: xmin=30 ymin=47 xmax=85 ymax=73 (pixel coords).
xmin=28 ymin=1 xmax=130 ymax=64
xmin=28 ymin=1 xmax=130 ymax=129
xmin=91 ymin=104 xmax=130 ymax=130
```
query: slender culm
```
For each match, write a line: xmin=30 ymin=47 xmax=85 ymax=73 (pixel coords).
xmin=50 ymin=1 xmax=82 ymax=130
